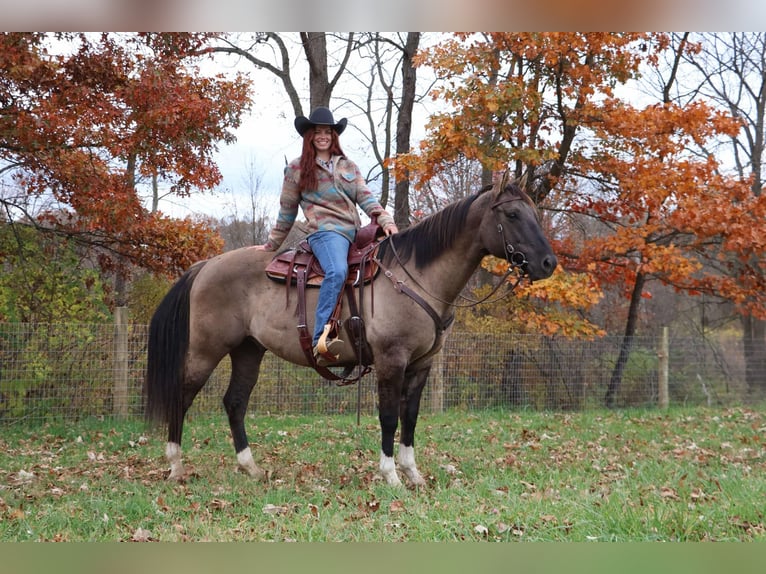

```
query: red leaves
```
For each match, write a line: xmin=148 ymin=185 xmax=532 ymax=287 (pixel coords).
xmin=1 ymin=33 xmax=249 ymax=276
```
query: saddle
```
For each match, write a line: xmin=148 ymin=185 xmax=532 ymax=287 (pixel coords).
xmin=265 ymin=222 xmax=382 ymax=288
xmin=264 ymin=222 xmax=384 ymax=384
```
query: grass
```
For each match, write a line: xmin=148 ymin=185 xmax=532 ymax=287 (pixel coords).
xmin=0 ymin=406 xmax=764 ymax=541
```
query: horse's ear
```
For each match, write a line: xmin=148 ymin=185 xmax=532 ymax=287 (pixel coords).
xmin=518 ymin=170 xmax=528 ymax=190
xmin=493 ymin=169 xmax=512 ymax=199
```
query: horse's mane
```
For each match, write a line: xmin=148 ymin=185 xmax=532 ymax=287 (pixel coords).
xmin=377 ymin=188 xmax=487 ymax=269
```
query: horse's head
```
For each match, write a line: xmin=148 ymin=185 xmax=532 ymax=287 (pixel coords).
xmin=479 ymin=178 xmax=557 ymax=281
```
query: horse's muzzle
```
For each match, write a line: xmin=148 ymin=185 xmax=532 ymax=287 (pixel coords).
xmin=530 ymin=253 xmax=557 ymax=281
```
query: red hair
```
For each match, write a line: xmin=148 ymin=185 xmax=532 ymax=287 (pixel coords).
xmin=298 ymin=127 xmax=345 ymax=192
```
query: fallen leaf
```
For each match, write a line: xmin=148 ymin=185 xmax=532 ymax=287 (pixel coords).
xmin=131 ymin=527 xmax=153 ymax=542
xmin=660 ymin=486 xmax=679 ymax=500
xmin=389 ymin=500 xmax=405 ymax=513
xmin=540 ymin=514 xmax=557 ymax=523
xmin=14 ymin=470 xmax=35 ymax=484
xmin=262 ymin=504 xmax=288 ymax=515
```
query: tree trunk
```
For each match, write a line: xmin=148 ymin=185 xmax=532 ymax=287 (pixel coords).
xmin=605 ymin=271 xmax=646 ymax=408
xmin=393 ymin=32 xmax=420 ymax=230
xmin=301 ymin=32 xmax=331 ymax=109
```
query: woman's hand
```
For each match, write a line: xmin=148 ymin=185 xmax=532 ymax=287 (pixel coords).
xmin=383 ymin=223 xmax=399 ymax=236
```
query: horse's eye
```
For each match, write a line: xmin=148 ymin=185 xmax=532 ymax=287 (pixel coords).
xmin=507 ymin=211 xmax=518 ymax=220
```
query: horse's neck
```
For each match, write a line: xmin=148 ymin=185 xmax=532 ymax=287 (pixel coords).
xmin=430 ymin=238 xmax=484 ymax=301
xmin=410 ymin=210 xmax=487 ymax=308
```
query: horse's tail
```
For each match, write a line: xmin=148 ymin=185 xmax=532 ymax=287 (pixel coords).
xmin=144 ymin=261 xmax=206 ymax=429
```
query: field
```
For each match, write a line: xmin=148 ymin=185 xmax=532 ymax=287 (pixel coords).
xmin=1 ymin=406 xmax=764 ymax=542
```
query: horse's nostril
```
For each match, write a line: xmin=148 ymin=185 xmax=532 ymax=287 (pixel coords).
xmin=542 ymin=255 xmax=557 ymax=273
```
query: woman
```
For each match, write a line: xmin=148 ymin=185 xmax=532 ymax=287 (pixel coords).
xmin=256 ymin=106 xmax=398 ymax=365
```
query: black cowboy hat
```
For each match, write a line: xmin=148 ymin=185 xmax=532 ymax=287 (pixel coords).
xmin=294 ymin=106 xmax=347 ymax=136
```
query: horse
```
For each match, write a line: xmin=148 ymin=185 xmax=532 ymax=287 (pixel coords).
xmin=144 ymin=176 xmax=557 ymax=486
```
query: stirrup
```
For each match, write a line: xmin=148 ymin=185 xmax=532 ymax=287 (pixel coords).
xmin=315 ymin=324 xmax=343 ymax=365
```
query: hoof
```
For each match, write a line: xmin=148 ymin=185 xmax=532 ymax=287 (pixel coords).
xmin=402 ymin=468 xmax=426 ymax=486
xmin=380 ymin=452 xmax=403 ymax=486
xmin=237 ymin=447 xmax=267 ymax=480
xmin=382 ymin=470 xmax=403 ymax=487
xmin=167 ymin=470 xmax=185 ymax=482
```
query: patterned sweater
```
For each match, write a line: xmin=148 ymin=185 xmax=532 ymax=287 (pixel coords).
xmin=263 ymin=155 xmax=395 ymax=251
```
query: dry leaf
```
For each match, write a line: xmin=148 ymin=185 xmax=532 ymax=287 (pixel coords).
xmin=14 ymin=470 xmax=35 ymax=484
xmin=389 ymin=500 xmax=405 ymax=513
xmin=262 ymin=504 xmax=288 ymax=515
xmin=131 ymin=527 xmax=153 ymax=542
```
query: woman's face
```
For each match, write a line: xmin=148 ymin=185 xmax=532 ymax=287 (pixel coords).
xmin=312 ymin=126 xmax=333 ymax=155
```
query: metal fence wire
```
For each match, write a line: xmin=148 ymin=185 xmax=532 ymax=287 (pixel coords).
xmin=0 ymin=322 xmax=755 ymax=424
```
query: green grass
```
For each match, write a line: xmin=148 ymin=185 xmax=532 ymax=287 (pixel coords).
xmin=1 ymin=406 xmax=764 ymax=541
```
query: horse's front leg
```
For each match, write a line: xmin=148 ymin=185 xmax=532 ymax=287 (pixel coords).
xmin=377 ymin=363 xmax=405 ymax=486
xmin=397 ymin=365 xmax=431 ymax=486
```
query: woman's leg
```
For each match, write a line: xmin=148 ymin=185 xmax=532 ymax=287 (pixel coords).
xmin=307 ymin=231 xmax=351 ymax=346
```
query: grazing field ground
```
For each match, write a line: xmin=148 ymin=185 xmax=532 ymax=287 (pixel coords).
xmin=1 ymin=406 xmax=764 ymax=542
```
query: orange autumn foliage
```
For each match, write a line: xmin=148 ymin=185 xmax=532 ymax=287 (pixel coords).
xmin=400 ymin=32 xmax=766 ymax=334
xmin=1 ymin=33 xmax=252 ymax=276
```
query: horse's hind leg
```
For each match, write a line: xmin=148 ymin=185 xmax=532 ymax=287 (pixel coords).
xmin=224 ymin=338 xmax=266 ymax=480
xmin=397 ymin=365 xmax=431 ymax=486
xmin=167 ymin=358 xmax=218 ymax=480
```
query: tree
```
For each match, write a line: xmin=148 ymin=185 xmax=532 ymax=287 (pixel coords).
xmin=199 ymin=33 xmax=356 ymax=117
xmin=402 ymin=33 xmax=653 ymax=201
xmin=400 ymin=33 xmax=654 ymax=346
xmin=1 ymin=33 xmax=251 ymax=277
xmin=678 ymin=32 xmax=766 ymax=398
xmin=402 ymin=33 xmax=766 ymax=404
xmin=0 ymin=221 xmax=110 ymax=323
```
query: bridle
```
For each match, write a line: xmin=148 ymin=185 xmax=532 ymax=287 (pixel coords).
xmin=491 ymin=196 xmax=531 ymax=274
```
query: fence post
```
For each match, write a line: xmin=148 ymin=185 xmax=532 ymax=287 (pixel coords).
xmin=114 ymin=306 xmax=129 ymax=418
xmin=430 ymin=349 xmax=444 ymax=414
xmin=658 ymin=326 xmax=669 ymax=409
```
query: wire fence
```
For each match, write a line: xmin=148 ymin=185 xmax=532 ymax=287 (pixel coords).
xmin=0 ymin=321 xmax=758 ymax=425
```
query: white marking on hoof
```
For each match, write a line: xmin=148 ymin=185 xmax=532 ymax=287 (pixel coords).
xmin=166 ymin=442 xmax=185 ymax=480
xmin=398 ymin=445 xmax=426 ymax=486
xmin=380 ymin=451 xmax=402 ymax=486
xmin=237 ymin=447 xmax=266 ymax=480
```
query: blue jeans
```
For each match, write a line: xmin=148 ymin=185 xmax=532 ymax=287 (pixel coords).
xmin=307 ymin=231 xmax=351 ymax=346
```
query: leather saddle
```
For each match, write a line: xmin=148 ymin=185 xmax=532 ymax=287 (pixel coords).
xmin=264 ymin=221 xmax=382 ymax=288
xmin=263 ymin=222 xmax=384 ymax=384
